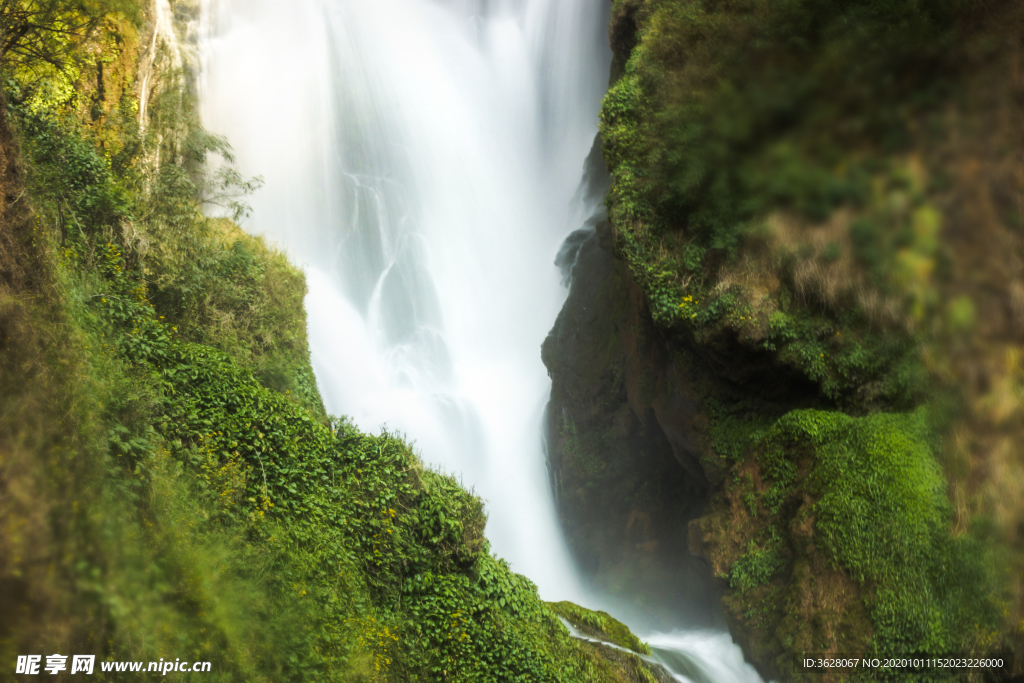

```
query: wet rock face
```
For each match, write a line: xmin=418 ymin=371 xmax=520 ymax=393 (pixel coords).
xmin=542 ymin=225 xmax=722 ymax=630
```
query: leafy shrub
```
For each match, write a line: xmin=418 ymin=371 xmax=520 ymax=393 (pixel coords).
xmin=730 ymin=536 xmax=786 ymax=592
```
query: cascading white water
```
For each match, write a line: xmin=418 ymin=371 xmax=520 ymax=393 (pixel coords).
xmin=138 ymin=0 xmax=184 ymax=127
xmin=197 ymin=1 xmax=764 ymax=680
xmin=648 ymin=633 xmax=766 ymax=683
xmin=198 ymin=0 xmax=609 ymax=601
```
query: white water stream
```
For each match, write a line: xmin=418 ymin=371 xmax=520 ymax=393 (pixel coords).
xmin=196 ymin=1 xmax=763 ymax=680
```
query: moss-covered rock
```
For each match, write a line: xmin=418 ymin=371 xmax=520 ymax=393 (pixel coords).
xmin=692 ymin=408 xmax=1001 ymax=680
xmin=548 ymin=602 xmax=680 ymax=683
xmin=548 ymin=601 xmax=651 ymax=655
xmin=542 ymin=0 xmax=1024 ymax=678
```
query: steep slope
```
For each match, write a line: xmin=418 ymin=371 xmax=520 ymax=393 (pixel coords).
xmin=0 ymin=3 xmax=670 ymax=681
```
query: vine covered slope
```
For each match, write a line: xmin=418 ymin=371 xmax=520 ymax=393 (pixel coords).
xmin=0 ymin=2 xmax=669 ymax=681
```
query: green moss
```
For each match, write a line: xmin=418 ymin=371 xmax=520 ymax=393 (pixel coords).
xmin=548 ymin=601 xmax=651 ymax=656
xmin=747 ymin=408 xmax=1000 ymax=669
xmin=596 ymin=0 xmax=1014 ymax=412
xmin=706 ymin=398 xmax=772 ymax=462
xmin=605 ymin=0 xmax=967 ymax=254
xmin=562 ymin=416 xmax=607 ymax=482
xmin=945 ymin=295 xmax=975 ymax=334
xmin=730 ymin=535 xmax=786 ymax=592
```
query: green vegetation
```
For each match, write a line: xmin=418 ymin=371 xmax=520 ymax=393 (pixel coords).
xmin=764 ymin=411 xmax=998 ymax=655
xmin=729 ymin=535 xmax=785 ymax=593
xmin=699 ymin=408 xmax=1002 ymax=680
xmin=605 ymin=0 xmax=969 ymax=254
xmin=0 ymin=4 xmax=667 ymax=682
xmin=548 ymin=602 xmax=651 ymax=656
xmin=602 ymin=0 xmax=1023 ymax=677
xmin=64 ymin=254 xmax=609 ymax=679
xmin=600 ymin=0 xmax=1019 ymax=407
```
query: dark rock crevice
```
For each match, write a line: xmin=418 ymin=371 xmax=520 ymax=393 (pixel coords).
xmin=543 ymin=220 xmax=722 ymax=631
xmin=541 ymin=138 xmax=829 ymax=636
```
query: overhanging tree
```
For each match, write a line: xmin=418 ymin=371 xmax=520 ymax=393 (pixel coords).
xmin=0 ymin=0 xmax=136 ymax=70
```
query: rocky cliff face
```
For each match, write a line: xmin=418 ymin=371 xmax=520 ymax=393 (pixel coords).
xmin=542 ymin=168 xmax=1006 ymax=681
xmin=543 ymin=217 xmax=721 ymax=631
xmin=544 ymin=0 xmax=1024 ymax=678
xmin=543 ymin=143 xmax=823 ymax=638
xmin=540 ymin=139 xmax=819 ymax=643
xmin=541 ymin=210 xmax=840 ymax=659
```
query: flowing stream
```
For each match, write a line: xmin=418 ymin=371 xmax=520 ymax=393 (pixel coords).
xmin=197 ymin=1 xmax=763 ymax=680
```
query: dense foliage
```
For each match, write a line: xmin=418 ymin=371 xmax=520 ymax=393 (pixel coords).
xmin=606 ymin=0 xmax=970 ymax=250
xmin=601 ymin=0 xmax=1022 ymax=678
xmin=600 ymin=0 xmax=1020 ymax=407
xmin=57 ymin=228 xmax=613 ymax=680
xmin=0 ymin=4 xmax=665 ymax=682
xmin=721 ymin=410 xmax=1001 ymax=680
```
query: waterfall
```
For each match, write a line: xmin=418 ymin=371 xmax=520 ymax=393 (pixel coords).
xmin=139 ymin=0 xmax=186 ymax=128
xmin=197 ymin=1 xmax=764 ymax=680
xmin=197 ymin=0 xmax=608 ymax=602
